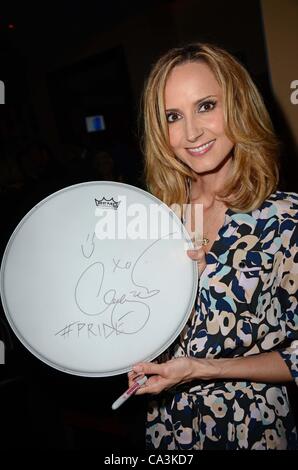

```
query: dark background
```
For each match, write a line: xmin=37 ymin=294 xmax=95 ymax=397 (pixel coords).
xmin=0 ymin=0 xmax=297 ymax=451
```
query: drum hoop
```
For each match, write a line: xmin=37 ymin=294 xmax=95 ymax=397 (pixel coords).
xmin=0 ymin=181 xmax=198 ymax=376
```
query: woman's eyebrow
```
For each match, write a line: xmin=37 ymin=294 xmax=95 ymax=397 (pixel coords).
xmin=165 ymin=95 xmax=217 ymax=112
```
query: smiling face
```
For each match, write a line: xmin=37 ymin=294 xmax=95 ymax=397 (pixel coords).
xmin=164 ymin=61 xmax=234 ymax=175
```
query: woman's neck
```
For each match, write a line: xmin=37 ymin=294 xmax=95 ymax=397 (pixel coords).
xmin=190 ymin=156 xmax=232 ymax=209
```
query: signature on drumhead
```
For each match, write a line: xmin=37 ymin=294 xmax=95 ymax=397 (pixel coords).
xmin=54 ymin=235 xmax=173 ymax=340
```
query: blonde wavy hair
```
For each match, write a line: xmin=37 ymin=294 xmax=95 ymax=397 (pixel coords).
xmin=141 ymin=43 xmax=280 ymax=212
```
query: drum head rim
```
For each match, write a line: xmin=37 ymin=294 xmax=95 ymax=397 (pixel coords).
xmin=0 ymin=181 xmax=198 ymax=377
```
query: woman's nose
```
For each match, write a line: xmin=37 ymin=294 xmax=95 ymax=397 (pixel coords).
xmin=185 ymin=117 xmax=204 ymax=143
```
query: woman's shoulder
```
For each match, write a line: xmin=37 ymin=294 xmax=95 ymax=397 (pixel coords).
xmin=267 ymin=190 xmax=298 ymax=205
xmin=262 ymin=191 xmax=298 ymax=221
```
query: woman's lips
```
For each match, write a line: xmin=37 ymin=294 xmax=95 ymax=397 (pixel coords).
xmin=186 ymin=139 xmax=215 ymax=156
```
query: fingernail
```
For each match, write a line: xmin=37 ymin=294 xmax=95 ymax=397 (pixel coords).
xmin=133 ymin=365 xmax=142 ymax=373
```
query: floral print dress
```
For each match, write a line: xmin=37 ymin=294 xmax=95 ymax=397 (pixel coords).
xmin=146 ymin=191 xmax=298 ymax=450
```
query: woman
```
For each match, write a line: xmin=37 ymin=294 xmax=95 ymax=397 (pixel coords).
xmin=128 ymin=43 xmax=298 ymax=450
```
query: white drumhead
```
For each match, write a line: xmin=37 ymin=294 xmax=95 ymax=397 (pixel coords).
xmin=0 ymin=181 xmax=198 ymax=376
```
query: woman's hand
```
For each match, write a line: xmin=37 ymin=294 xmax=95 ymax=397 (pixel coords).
xmin=187 ymin=245 xmax=206 ymax=276
xmin=128 ymin=358 xmax=194 ymax=395
xmin=128 ymin=357 xmax=219 ymax=395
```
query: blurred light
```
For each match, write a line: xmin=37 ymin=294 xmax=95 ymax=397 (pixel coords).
xmin=8 ymin=24 xmax=15 ymax=30
xmin=85 ymin=115 xmax=106 ymax=133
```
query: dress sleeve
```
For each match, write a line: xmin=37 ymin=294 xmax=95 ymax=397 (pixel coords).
xmin=277 ymin=217 xmax=298 ymax=385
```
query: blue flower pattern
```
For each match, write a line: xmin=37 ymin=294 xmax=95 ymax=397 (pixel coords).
xmin=146 ymin=191 xmax=298 ymax=450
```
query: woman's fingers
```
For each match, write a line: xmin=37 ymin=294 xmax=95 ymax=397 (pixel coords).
xmin=133 ymin=362 xmax=165 ymax=376
xmin=131 ymin=358 xmax=194 ymax=395
xmin=187 ymin=246 xmax=206 ymax=275
xmin=187 ymin=245 xmax=205 ymax=261
xmin=131 ymin=362 xmax=167 ymax=395
xmin=127 ymin=369 xmax=142 ymax=387
xmin=135 ymin=374 xmax=166 ymax=395
xmin=136 ymin=382 xmax=162 ymax=395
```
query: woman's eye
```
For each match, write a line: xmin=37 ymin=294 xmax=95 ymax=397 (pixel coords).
xmin=166 ymin=112 xmax=181 ymax=123
xmin=199 ymin=101 xmax=216 ymax=112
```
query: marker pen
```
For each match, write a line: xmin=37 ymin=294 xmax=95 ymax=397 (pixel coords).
xmin=111 ymin=375 xmax=148 ymax=410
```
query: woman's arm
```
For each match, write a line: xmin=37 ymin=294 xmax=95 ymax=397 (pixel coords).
xmin=130 ymin=352 xmax=293 ymax=395
xmin=215 ymin=351 xmax=292 ymax=382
